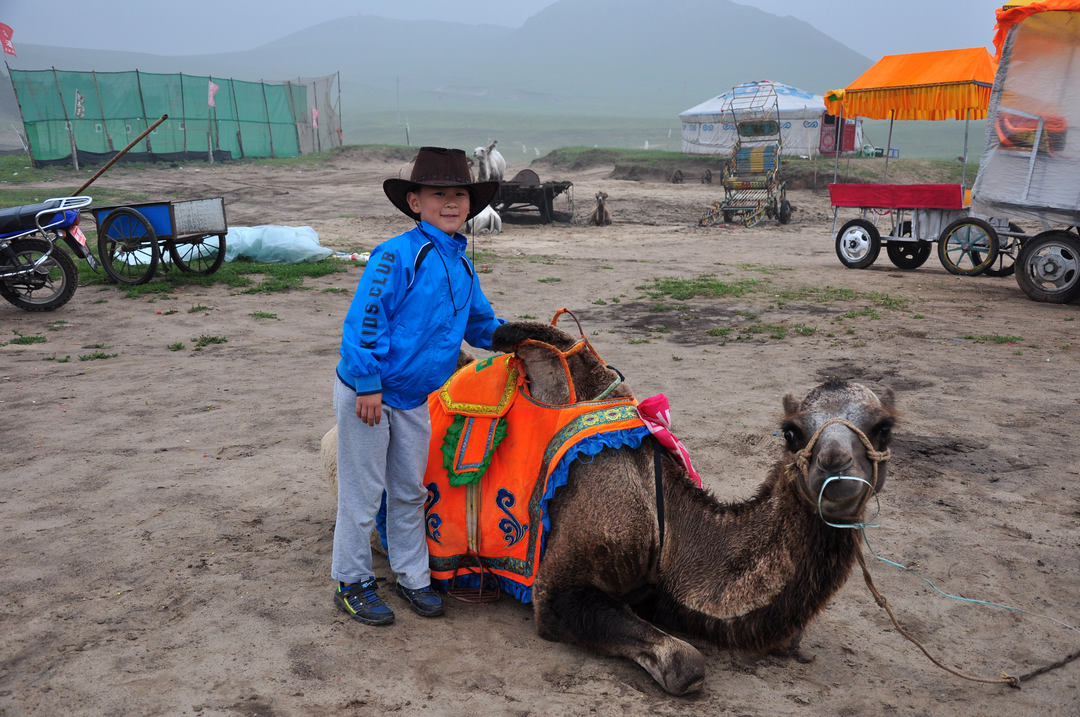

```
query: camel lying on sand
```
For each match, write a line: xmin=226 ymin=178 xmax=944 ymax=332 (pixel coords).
xmin=323 ymin=319 xmax=896 ymax=695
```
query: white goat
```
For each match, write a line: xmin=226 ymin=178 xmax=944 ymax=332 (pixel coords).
xmin=465 ymin=204 xmax=502 ymax=234
xmin=473 ymin=140 xmax=507 ymax=182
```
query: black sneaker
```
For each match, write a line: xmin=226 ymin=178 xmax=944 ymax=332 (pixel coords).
xmin=396 ymin=583 xmax=445 ymax=617
xmin=335 ymin=579 xmax=394 ymax=626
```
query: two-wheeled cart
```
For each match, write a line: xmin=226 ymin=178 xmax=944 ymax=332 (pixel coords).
xmin=92 ymin=197 xmax=228 ymax=285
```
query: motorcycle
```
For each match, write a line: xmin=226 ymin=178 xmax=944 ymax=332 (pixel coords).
xmin=0 ymin=196 xmax=96 ymax=311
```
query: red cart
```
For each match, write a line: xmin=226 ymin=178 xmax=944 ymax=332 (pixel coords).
xmin=829 ymin=182 xmax=1017 ymax=275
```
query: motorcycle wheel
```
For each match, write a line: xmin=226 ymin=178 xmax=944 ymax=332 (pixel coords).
xmin=0 ymin=237 xmax=79 ymax=311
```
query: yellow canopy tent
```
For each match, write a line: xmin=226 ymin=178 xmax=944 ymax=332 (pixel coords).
xmin=824 ymin=47 xmax=998 ymax=182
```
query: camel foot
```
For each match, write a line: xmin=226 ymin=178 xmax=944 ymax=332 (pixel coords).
xmin=634 ymin=639 xmax=706 ymax=696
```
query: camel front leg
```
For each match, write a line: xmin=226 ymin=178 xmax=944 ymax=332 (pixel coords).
xmin=534 ymin=585 xmax=705 ymax=696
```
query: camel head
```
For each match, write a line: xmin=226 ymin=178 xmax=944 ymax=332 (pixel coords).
xmin=491 ymin=319 xmax=631 ymax=405
xmin=780 ymin=378 xmax=896 ymax=523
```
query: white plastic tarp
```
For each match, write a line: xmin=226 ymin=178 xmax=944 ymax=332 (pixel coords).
xmin=679 ymin=81 xmax=857 ymax=157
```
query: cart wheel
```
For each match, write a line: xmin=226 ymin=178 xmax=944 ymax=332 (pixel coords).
xmin=723 ymin=210 xmax=733 ymax=224
xmin=778 ymin=199 xmax=792 ymax=225
xmin=885 ymin=221 xmax=931 ymax=269
xmin=169 ymin=234 xmax=226 ymax=275
xmin=983 ymin=222 xmax=1023 ymax=278
xmin=937 ymin=217 xmax=998 ymax=276
xmin=98 ymin=208 xmax=159 ymax=285
xmin=1014 ymin=230 xmax=1080 ymax=303
xmin=835 ymin=219 xmax=880 ymax=269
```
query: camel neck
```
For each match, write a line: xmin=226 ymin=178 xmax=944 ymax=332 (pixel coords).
xmin=656 ymin=464 xmax=859 ymax=651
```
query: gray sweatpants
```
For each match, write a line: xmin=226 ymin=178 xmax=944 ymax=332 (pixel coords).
xmin=330 ymin=378 xmax=432 ymax=590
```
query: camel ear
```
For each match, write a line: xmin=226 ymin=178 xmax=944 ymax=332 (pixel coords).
xmin=782 ymin=393 xmax=800 ymax=416
xmin=879 ymin=387 xmax=896 ymax=412
xmin=515 ymin=343 xmax=572 ymax=404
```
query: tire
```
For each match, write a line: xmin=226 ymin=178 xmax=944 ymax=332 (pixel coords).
xmin=169 ymin=234 xmax=226 ymax=275
xmin=885 ymin=221 xmax=931 ymax=269
xmin=887 ymin=241 xmax=932 ymax=269
xmin=0 ymin=237 xmax=79 ymax=311
xmin=835 ymin=219 xmax=881 ymax=269
xmin=778 ymin=199 xmax=792 ymax=225
xmin=937 ymin=217 xmax=999 ymax=276
xmin=98 ymin=207 xmax=159 ymax=285
xmin=983 ymin=222 xmax=1023 ymax=278
xmin=1014 ymin=230 xmax=1080 ymax=303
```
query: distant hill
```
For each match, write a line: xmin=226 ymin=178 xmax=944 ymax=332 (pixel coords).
xmin=1 ymin=0 xmax=982 ymax=157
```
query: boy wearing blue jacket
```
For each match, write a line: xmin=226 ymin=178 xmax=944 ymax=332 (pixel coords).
xmin=332 ymin=147 xmax=504 ymax=625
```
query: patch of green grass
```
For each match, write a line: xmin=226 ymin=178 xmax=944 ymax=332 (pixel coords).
xmin=839 ymin=307 xmax=881 ymax=321
xmin=249 ymin=311 xmax=279 ymax=320
xmin=79 ymin=350 xmax=117 ymax=361
xmin=322 ymin=287 xmax=348 ymax=294
xmin=706 ymin=327 xmax=732 ymax=337
xmin=193 ymin=335 xmax=227 ymax=349
xmin=593 ymin=298 xmax=608 ymax=305
xmin=964 ymin=334 xmax=1023 ymax=344
xmin=9 ymin=333 xmax=46 ymax=345
xmin=538 ymin=277 xmax=562 ymax=284
xmin=168 ymin=342 xmax=185 ymax=351
xmin=189 ymin=304 xmax=213 ymax=313
xmin=43 ymin=354 xmax=71 ymax=362
xmin=629 ymin=338 xmax=650 ymax=344
xmin=78 ymin=257 xmax=349 ymax=299
xmin=640 ymin=274 xmax=762 ymax=300
xmin=47 ymin=320 xmax=69 ymax=331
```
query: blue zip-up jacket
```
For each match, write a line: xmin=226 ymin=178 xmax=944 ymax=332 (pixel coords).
xmin=336 ymin=221 xmax=504 ymax=410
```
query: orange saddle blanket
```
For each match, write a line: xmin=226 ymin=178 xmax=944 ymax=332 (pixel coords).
xmin=422 ymin=354 xmax=651 ymax=603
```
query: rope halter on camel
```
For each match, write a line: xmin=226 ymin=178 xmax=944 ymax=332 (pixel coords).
xmin=791 ymin=416 xmax=891 ymax=527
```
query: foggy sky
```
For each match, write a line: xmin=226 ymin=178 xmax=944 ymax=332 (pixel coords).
xmin=5 ymin=0 xmax=996 ymax=61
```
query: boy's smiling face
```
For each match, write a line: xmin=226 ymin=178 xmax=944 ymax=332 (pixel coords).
xmin=407 ymin=185 xmax=471 ymax=235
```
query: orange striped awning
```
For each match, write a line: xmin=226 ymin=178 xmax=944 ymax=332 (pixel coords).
xmin=824 ymin=47 xmax=998 ymax=121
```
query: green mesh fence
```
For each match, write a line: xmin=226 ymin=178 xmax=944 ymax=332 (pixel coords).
xmin=9 ymin=68 xmax=341 ymax=166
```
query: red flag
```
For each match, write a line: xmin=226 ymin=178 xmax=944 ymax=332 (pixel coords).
xmin=207 ymin=80 xmax=220 ymax=108
xmin=0 ymin=23 xmax=16 ymax=57
xmin=311 ymin=107 xmax=319 ymax=129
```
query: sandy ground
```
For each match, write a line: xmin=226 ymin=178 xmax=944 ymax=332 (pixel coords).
xmin=2 ymin=149 xmax=1079 ymax=716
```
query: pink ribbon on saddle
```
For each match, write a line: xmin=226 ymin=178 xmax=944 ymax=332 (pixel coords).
xmin=636 ymin=393 xmax=702 ymax=488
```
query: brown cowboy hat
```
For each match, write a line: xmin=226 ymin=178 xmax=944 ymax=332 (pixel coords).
xmin=383 ymin=146 xmax=500 ymax=222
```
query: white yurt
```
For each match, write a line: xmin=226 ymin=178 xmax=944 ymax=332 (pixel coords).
xmin=679 ymin=80 xmax=861 ymax=157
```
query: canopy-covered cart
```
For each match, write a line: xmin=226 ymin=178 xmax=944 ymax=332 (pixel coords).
xmin=824 ymin=47 xmax=1021 ymax=276
xmin=971 ymin=0 xmax=1080 ymax=302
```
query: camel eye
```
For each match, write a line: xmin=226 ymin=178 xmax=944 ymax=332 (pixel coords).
xmin=873 ymin=420 xmax=894 ymax=445
xmin=781 ymin=424 xmax=802 ymax=451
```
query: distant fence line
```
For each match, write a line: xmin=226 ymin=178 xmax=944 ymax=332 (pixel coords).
xmin=6 ymin=65 xmax=342 ymax=167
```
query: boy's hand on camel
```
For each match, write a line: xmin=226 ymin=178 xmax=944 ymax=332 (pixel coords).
xmin=356 ymin=394 xmax=383 ymax=426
